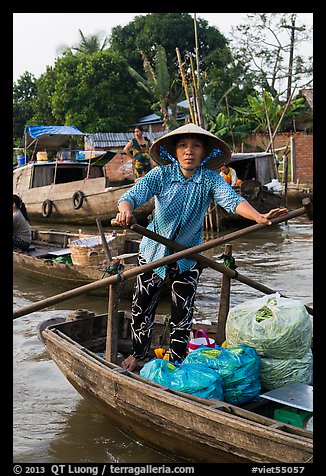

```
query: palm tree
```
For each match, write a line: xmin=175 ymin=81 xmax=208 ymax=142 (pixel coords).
xmin=128 ymin=45 xmax=180 ymax=130
xmin=56 ymin=29 xmax=109 ymax=55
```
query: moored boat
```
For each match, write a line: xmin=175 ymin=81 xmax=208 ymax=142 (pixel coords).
xmin=211 ymin=152 xmax=282 ymax=230
xmin=13 ymin=227 xmax=140 ymax=298
xmin=13 ymin=125 xmax=154 ymax=225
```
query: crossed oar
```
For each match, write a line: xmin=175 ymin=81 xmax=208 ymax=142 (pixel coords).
xmin=13 ymin=199 xmax=313 ymax=320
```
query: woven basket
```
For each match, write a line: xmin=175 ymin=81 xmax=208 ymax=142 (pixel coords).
xmin=68 ymin=243 xmax=104 ymax=266
xmin=68 ymin=233 xmax=126 ymax=266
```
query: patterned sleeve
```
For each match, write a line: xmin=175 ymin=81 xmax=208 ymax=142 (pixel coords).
xmin=118 ymin=167 xmax=163 ymax=209
xmin=211 ymin=171 xmax=246 ymax=213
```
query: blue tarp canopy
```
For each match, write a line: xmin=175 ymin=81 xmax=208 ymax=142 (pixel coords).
xmin=20 ymin=125 xmax=85 ymax=149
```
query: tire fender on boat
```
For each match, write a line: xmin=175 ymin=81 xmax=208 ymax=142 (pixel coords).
xmin=41 ymin=199 xmax=53 ymax=218
xmin=72 ymin=190 xmax=84 ymax=210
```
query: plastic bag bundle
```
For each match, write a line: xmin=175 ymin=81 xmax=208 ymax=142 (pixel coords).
xmin=260 ymin=349 xmax=313 ymax=391
xmin=183 ymin=345 xmax=261 ymax=405
xmin=226 ymin=293 xmax=312 ymax=359
xmin=139 ymin=358 xmax=223 ymax=400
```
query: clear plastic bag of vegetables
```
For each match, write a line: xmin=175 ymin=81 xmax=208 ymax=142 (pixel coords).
xmin=260 ymin=349 xmax=313 ymax=390
xmin=225 ymin=293 xmax=312 ymax=359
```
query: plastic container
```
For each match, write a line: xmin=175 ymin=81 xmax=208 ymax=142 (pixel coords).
xmin=17 ymin=154 xmax=28 ymax=166
xmin=60 ymin=149 xmax=71 ymax=161
xmin=37 ymin=151 xmax=48 ymax=162
xmin=188 ymin=329 xmax=216 ymax=352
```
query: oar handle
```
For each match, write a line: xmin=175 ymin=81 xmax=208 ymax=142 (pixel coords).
xmin=111 ymin=217 xmax=137 ymax=228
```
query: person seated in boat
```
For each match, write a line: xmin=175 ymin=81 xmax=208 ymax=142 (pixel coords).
xmin=124 ymin=126 xmax=152 ymax=180
xmin=220 ymin=163 xmax=242 ymax=186
xmin=115 ymin=123 xmax=288 ymax=371
xmin=13 ymin=194 xmax=31 ymax=251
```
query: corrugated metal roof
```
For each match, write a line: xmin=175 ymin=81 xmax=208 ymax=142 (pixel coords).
xmin=85 ymin=131 xmax=168 ymax=149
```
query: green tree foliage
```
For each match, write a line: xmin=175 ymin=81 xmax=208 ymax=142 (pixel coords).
xmin=230 ymin=13 xmax=313 ymax=101
xmin=13 ymin=72 xmax=38 ymax=144
xmin=128 ymin=45 xmax=179 ymax=129
xmin=109 ymin=13 xmax=234 ymax=119
xmin=110 ymin=13 xmax=229 ymax=75
xmin=207 ymin=110 xmax=251 ymax=144
xmin=207 ymin=90 xmax=305 ymax=150
xmin=232 ymin=92 xmax=305 ymax=133
xmin=56 ymin=29 xmax=109 ymax=55
xmin=30 ymin=50 xmax=150 ymax=132
xmin=30 ymin=66 xmax=58 ymax=125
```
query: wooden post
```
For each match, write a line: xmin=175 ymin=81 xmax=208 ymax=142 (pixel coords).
xmin=283 ymin=154 xmax=289 ymax=211
xmin=290 ymin=136 xmax=296 ymax=183
xmin=96 ymin=218 xmax=112 ymax=261
xmin=176 ymin=47 xmax=196 ymax=124
xmin=105 ymin=283 xmax=119 ymax=363
xmin=216 ymin=244 xmax=232 ymax=345
xmin=303 ymin=197 xmax=313 ymax=220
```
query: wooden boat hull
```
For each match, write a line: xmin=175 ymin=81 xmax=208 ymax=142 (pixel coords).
xmin=13 ymin=251 xmax=135 ymax=298
xmin=13 ymin=229 xmax=140 ymax=298
xmin=13 ymin=165 xmax=153 ymax=225
xmin=42 ymin=316 xmax=313 ymax=463
xmin=215 ymin=184 xmax=282 ymax=230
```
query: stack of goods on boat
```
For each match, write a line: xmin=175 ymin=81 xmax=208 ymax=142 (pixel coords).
xmin=140 ymin=291 xmax=313 ymax=432
xmin=225 ymin=292 xmax=313 ymax=391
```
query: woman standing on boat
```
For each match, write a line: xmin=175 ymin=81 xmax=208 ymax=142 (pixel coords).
xmin=115 ymin=124 xmax=288 ymax=371
xmin=124 ymin=126 xmax=152 ymax=180
xmin=13 ymin=194 xmax=31 ymax=251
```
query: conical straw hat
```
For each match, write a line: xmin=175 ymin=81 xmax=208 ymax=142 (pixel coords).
xmin=149 ymin=123 xmax=231 ymax=171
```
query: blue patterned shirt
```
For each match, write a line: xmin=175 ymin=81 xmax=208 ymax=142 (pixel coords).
xmin=118 ymin=164 xmax=245 ymax=279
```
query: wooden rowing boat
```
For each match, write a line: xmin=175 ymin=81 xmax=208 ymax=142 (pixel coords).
xmin=38 ymin=312 xmax=313 ymax=463
xmin=17 ymin=204 xmax=313 ymax=463
xmin=13 ymin=228 xmax=140 ymax=298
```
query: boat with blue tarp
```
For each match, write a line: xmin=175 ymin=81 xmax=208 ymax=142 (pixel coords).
xmin=13 ymin=125 xmax=154 ymax=225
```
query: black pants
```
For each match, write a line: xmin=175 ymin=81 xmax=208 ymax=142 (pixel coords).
xmin=130 ymin=255 xmax=202 ymax=363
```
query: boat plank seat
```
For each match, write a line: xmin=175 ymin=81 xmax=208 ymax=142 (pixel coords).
xmin=24 ymin=246 xmax=64 ymax=258
xmin=114 ymin=252 xmax=138 ymax=261
xmin=47 ymin=248 xmax=71 ymax=257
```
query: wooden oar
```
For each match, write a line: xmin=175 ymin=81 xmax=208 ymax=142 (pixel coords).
xmin=133 ymin=203 xmax=312 ymax=258
xmin=111 ymin=209 xmax=313 ymax=316
xmin=13 ymin=202 xmax=312 ymax=320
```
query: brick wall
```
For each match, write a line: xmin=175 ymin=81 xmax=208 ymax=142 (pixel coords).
xmin=293 ymin=134 xmax=313 ymax=186
xmin=240 ymin=132 xmax=313 ymax=187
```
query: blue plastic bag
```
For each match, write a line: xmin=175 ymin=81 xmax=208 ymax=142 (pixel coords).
xmin=140 ymin=358 xmax=223 ymax=400
xmin=184 ymin=344 xmax=261 ymax=405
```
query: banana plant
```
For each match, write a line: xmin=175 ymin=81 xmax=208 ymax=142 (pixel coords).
xmin=128 ymin=45 xmax=179 ymax=129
